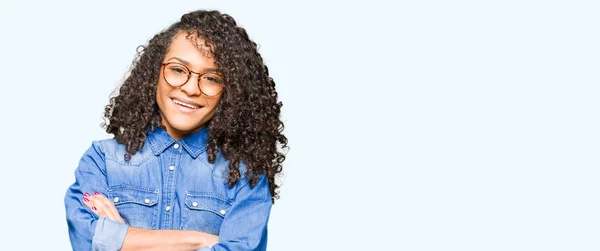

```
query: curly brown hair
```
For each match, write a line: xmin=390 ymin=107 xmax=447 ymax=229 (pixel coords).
xmin=102 ymin=10 xmax=288 ymax=202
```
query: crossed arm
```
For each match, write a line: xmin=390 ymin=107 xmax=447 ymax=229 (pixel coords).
xmin=82 ymin=192 xmax=218 ymax=251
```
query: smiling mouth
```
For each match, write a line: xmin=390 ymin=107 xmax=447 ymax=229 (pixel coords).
xmin=172 ymin=98 xmax=201 ymax=109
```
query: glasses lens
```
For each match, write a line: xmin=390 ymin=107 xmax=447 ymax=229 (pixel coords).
xmin=199 ymin=73 xmax=224 ymax=96
xmin=164 ymin=63 xmax=189 ymax=86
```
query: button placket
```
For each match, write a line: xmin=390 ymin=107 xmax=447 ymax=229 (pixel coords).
xmin=160 ymin=147 xmax=180 ymax=229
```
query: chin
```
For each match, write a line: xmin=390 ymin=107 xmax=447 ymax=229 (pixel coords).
xmin=164 ymin=115 xmax=202 ymax=131
xmin=171 ymin=121 xmax=203 ymax=132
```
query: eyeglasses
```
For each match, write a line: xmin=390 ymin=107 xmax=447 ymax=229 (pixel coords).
xmin=161 ymin=62 xmax=225 ymax=97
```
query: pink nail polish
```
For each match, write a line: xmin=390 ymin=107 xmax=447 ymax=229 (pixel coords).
xmin=84 ymin=192 xmax=90 ymax=197
xmin=83 ymin=197 xmax=90 ymax=202
xmin=92 ymin=206 xmax=97 ymax=211
xmin=94 ymin=192 xmax=100 ymax=195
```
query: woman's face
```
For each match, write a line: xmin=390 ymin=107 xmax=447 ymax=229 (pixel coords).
xmin=156 ymin=32 xmax=223 ymax=139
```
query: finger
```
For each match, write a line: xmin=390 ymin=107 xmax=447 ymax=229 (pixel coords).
xmin=82 ymin=196 xmax=93 ymax=209
xmin=89 ymin=194 xmax=118 ymax=221
xmin=92 ymin=192 xmax=124 ymax=223
xmin=100 ymin=195 xmax=125 ymax=223
xmin=82 ymin=193 xmax=106 ymax=218
xmin=82 ymin=192 xmax=95 ymax=210
xmin=93 ymin=193 xmax=118 ymax=219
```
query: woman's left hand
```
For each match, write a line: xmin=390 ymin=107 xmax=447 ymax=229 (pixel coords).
xmin=82 ymin=192 xmax=125 ymax=223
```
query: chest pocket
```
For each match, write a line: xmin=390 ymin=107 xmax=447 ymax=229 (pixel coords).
xmin=108 ymin=186 xmax=159 ymax=230
xmin=180 ymin=193 xmax=232 ymax=235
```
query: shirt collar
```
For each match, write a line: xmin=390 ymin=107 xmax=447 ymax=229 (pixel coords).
xmin=147 ymin=127 xmax=208 ymax=158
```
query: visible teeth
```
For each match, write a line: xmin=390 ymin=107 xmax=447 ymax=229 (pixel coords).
xmin=173 ymin=99 xmax=199 ymax=109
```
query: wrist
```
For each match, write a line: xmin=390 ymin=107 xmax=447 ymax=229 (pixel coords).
xmin=189 ymin=232 xmax=209 ymax=249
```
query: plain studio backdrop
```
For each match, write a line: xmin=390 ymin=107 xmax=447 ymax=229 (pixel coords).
xmin=0 ymin=0 xmax=598 ymax=250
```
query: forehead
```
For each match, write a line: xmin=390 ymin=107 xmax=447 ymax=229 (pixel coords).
xmin=164 ymin=32 xmax=215 ymax=66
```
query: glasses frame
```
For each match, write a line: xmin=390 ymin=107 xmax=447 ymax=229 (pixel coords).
xmin=161 ymin=62 xmax=225 ymax=97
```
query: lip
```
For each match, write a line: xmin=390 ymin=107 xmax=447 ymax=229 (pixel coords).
xmin=170 ymin=98 xmax=203 ymax=112
xmin=171 ymin=97 xmax=202 ymax=107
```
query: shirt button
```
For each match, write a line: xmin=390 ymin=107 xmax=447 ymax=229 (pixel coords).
xmin=192 ymin=202 xmax=198 ymax=207
xmin=220 ymin=209 xmax=226 ymax=215
xmin=113 ymin=197 xmax=119 ymax=203
xmin=174 ymin=143 xmax=180 ymax=149
xmin=144 ymin=199 xmax=150 ymax=204
xmin=169 ymin=166 xmax=175 ymax=171
xmin=165 ymin=206 xmax=171 ymax=212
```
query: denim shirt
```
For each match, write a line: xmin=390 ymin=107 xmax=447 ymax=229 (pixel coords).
xmin=65 ymin=127 xmax=272 ymax=251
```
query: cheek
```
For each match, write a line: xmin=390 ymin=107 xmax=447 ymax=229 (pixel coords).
xmin=205 ymin=97 xmax=220 ymax=110
xmin=205 ymin=93 xmax=223 ymax=112
xmin=156 ymin=82 xmax=172 ymax=106
xmin=200 ymin=98 xmax=221 ymax=121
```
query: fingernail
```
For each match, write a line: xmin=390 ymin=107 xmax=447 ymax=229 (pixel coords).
xmin=94 ymin=192 xmax=100 ymax=195
xmin=83 ymin=197 xmax=90 ymax=202
xmin=84 ymin=192 xmax=90 ymax=197
xmin=92 ymin=206 xmax=97 ymax=211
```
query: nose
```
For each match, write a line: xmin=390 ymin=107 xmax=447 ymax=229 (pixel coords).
xmin=180 ymin=73 xmax=202 ymax=96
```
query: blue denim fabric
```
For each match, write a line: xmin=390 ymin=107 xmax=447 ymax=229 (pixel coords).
xmin=65 ymin=127 xmax=272 ymax=250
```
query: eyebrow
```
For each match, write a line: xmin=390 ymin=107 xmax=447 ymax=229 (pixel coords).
xmin=165 ymin=57 xmax=219 ymax=72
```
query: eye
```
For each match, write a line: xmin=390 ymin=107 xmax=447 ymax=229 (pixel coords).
xmin=167 ymin=65 xmax=188 ymax=75
xmin=202 ymin=74 xmax=224 ymax=84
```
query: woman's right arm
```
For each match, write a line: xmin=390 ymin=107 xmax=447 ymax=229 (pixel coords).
xmin=121 ymin=227 xmax=215 ymax=251
xmin=83 ymin=193 xmax=217 ymax=250
xmin=65 ymin=142 xmax=214 ymax=250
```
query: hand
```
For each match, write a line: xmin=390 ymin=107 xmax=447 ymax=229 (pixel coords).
xmin=82 ymin=192 xmax=125 ymax=223
xmin=199 ymin=232 xmax=219 ymax=248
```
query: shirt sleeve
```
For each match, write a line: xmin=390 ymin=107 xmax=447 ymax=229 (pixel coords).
xmin=64 ymin=141 xmax=129 ymax=251
xmin=209 ymin=174 xmax=273 ymax=251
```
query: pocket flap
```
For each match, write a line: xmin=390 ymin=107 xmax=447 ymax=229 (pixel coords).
xmin=185 ymin=193 xmax=232 ymax=217
xmin=108 ymin=185 xmax=159 ymax=206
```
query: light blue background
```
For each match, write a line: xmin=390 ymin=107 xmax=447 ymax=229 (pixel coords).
xmin=0 ymin=0 xmax=598 ymax=250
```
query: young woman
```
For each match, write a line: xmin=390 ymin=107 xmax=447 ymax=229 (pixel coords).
xmin=64 ymin=10 xmax=287 ymax=251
